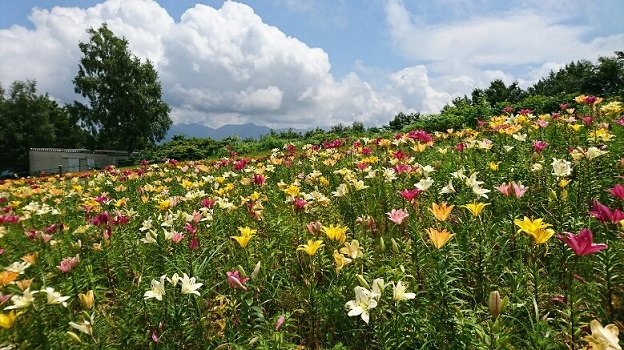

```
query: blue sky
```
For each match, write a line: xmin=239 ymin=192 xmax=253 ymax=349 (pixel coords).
xmin=0 ymin=0 xmax=622 ymax=129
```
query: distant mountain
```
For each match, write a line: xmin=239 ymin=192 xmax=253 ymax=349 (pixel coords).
xmin=164 ymin=122 xmax=306 ymax=142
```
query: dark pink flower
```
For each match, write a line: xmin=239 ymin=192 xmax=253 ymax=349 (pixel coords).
xmin=589 ymin=200 xmax=624 ymax=223
xmin=581 ymin=116 xmax=594 ymax=125
xmin=556 ymin=229 xmax=607 ymax=256
xmin=253 ymin=174 xmax=266 ymax=186
xmin=184 ymin=222 xmax=196 ymax=235
xmin=292 ymin=198 xmax=308 ymax=213
xmin=226 ymin=270 xmax=248 ymax=291
xmin=201 ymin=197 xmax=218 ymax=208
xmin=608 ymin=184 xmax=624 ymax=200
xmin=397 ymin=188 xmax=420 ymax=202
xmin=613 ymin=116 xmax=624 ymax=126
xmin=532 ymin=141 xmax=549 ymax=153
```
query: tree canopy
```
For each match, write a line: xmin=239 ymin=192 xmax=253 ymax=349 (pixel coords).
xmin=71 ymin=23 xmax=171 ymax=153
xmin=0 ymin=80 xmax=82 ymax=174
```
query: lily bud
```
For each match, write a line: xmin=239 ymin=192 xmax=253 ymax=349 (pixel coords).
xmin=379 ymin=237 xmax=385 ymax=252
xmin=67 ymin=331 xmax=82 ymax=344
xmin=237 ymin=265 xmax=247 ymax=278
xmin=488 ymin=291 xmax=508 ymax=320
xmin=391 ymin=238 xmax=399 ymax=253
xmin=251 ymin=261 xmax=261 ymax=279
xmin=356 ymin=274 xmax=370 ymax=289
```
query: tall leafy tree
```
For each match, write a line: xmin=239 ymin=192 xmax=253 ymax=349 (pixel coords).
xmin=0 ymin=80 xmax=78 ymax=173
xmin=385 ymin=112 xmax=421 ymax=131
xmin=71 ymin=23 xmax=171 ymax=153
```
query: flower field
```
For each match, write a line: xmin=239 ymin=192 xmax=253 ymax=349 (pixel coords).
xmin=1 ymin=96 xmax=623 ymax=349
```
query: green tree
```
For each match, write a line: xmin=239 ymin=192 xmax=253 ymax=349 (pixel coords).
xmin=385 ymin=112 xmax=421 ymax=131
xmin=483 ymin=79 xmax=526 ymax=108
xmin=0 ymin=80 xmax=76 ymax=173
xmin=71 ymin=23 xmax=171 ymax=153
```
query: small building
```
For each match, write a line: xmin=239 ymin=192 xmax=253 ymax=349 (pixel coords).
xmin=29 ymin=148 xmax=133 ymax=175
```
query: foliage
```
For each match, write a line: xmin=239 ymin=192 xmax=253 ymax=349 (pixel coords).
xmin=385 ymin=112 xmax=421 ymax=131
xmin=0 ymin=94 xmax=623 ymax=349
xmin=71 ymin=23 xmax=171 ymax=153
xmin=0 ymin=80 xmax=83 ymax=174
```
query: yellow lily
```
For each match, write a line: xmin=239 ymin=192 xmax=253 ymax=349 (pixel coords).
xmin=514 ymin=216 xmax=555 ymax=244
xmin=231 ymin=226 xmax=257 ymax=248
xmin=297 ymin=239 xmax=325 ymax=256
xmin=462 ymin=202 xmax=489 ymax=217
xmin=333 ymin=250 xmax=352 ymax=274
xmin=0 ymin=311 xmax=18 ymax=329
xmin=322 ymin=224 xmax=348 ymax=243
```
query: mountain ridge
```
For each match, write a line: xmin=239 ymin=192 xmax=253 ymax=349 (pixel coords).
xmin=164 ymin=122 xmax=306 ymax=141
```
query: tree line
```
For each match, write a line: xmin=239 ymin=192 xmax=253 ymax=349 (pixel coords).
xmin=1 ymin=22 xmax=621 ymax=174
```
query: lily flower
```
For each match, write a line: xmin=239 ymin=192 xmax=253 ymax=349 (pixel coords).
xmin=322 ymin=225 xmax=348 ymax=243
xmin=590 ymin=200 xmax=624 ymax=223
xmin=333 ymin=250 xmax=352 ymax=274
xmin=426 ymin=227 xmax=455 ymax=249
xmin=0 ymin=311 xmax=18 ymax=329
xmin=344 ymin=286 xmax=378 ymax=324
xmin=57 ymin=255 xmax=80 ymax=273
xmin=78 ymin=290 xmax=95 ymax=309
xmin=386 ymin=209 xmax=409 ymax=225
xmin=397 ymin=188 xmax=420 ymax=202
xmin=226 ymin=270 xmax=248 ymax=291
xmin=231 ymin=226 xmax=256 ymax=248
xmin=551 ymin=158 xmax=572 ymax=178
xmin=180 ymin=273 xmax=202 ymax=296
xmin=461 ymin=201 xmax=489 ymax=217
xmin=69 ymin=313 xmax=94 ymax=336
xmin=392 ymin=281 xmax=416 ymax=302
xmin=514 ymin=217 xmax=555 ymax=244
xmin=582 ymin=319 xmax=622 ymax=350
xmin=306 ymin=221 xmax=322 ymax=235
xmin=144 ymin=275 xmax=167 ymax=301
xmin=556 ymin=229 xmax=607 ymax=256
xmin=5 ymin=288 xmax=36 ymax=310
xmin=609 ymin=184 xmax=624 ymax=200
xmin=339 ymin=240 xmax=364 ymax=260
xmin=43 ymin=287 xmax=70 ymax=307
xmin=297 ymin=239 xmax=325 ymax=256
xmin=429 ymin=202 xmax=454 ymax=222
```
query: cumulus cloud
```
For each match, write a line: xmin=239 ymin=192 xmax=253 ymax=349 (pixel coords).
xmin=384 ymin=0 xmax=624 ymax=97
xmin=0 ymin=0 xmax=419 ymax=130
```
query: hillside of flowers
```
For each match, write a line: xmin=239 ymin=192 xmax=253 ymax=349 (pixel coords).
xmin=1 ymin=95 xmax=623 ymax=349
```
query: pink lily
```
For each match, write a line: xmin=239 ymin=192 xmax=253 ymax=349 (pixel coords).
xmin=511 ymin=182 xmax=528 ymax=198
xmin=226 ymin=270 xmax=248 ymax=291
xmin=386 ymin=209 xmax=409 ymax=225
xmin=556 ymin=229 xmax=607 ymax=256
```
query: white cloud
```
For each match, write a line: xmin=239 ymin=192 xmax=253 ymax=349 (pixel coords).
xmin=384 ymin=0 xmax=624 ymax=97
xmin=0 ymin=0 xmax=425 ymax=129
